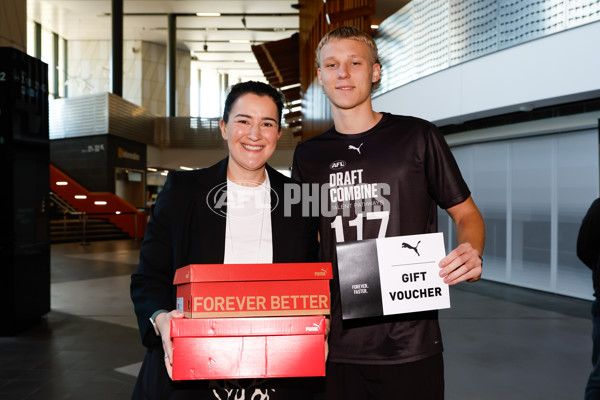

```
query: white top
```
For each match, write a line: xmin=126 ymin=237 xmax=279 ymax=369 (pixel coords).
xmin=223 ymin=173 xmax=273 ymax=264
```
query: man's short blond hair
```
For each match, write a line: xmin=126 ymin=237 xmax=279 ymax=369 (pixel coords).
xmin=315 ymin=25 xmax=381 ymax=90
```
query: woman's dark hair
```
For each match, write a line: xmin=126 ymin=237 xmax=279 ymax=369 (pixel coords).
xmin=222 ymin=81 xmax=286 ymax=127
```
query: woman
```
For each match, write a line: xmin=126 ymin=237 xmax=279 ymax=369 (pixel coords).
xmin=130 ymin=81 xmax=320 ymax=399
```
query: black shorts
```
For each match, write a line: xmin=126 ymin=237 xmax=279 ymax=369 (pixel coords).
xmin=323 ymin=354 xmax=444 ymax=400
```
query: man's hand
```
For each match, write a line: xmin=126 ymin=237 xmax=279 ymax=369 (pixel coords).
xmin=442 ymin=196 xmax=485 ymax=285
xmin=439 ymin=242 xmax=482 ymax=285
xmin=154 ymin=309 xmax=184 ymax=379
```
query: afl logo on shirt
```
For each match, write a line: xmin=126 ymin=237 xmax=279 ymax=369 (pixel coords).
xmin=330 ymin=160 xmax=346 ymax=170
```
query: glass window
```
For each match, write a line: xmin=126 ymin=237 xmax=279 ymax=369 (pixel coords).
xmin=510 ymin=136 xmax=553 ymax=289
xmin=449 ymin=128 xmax=598 ymax=299
xmin=41 ymin=28 xmax=55 ymax=97
xmin=458 ymin=142 xmax=509 ymax=281
xmin=556 ymin=130 xmax=598 ymax=298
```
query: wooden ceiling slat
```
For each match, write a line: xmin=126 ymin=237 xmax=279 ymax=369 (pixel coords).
xmin=327 ymin=5 xmax=375 ymax=25
xmin=285 ymin=110 xmax=302 ymax=120
xmin=282 ymin=86 xmax=300 ymax=98
xmin=252 ymin=32 xmax=301 ymax=133
xmin=251 ymin=33 xmax=300 ymax=90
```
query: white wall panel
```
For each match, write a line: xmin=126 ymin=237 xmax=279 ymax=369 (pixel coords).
xmin=556 ymin=131 xmax=598 ymax=297
xmin=444 ymin=127 xmax=598 ymax=299
xmin=373 ymin=21 xmax=600 ymax=125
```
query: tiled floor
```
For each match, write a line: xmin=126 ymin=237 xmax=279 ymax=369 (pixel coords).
xmin=0 ymin=240 xmax=144 ymax=400
xmin=0 ymin=239 xmax=593 ymax=399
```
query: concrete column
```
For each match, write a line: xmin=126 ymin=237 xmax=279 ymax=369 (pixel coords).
xmin=111 ymin=0 xmax=123 ymax=96
xmin=167 ymin=14 xmax=177 ymax=116
xmin=222 ymin=73 xmax=229 ymax=117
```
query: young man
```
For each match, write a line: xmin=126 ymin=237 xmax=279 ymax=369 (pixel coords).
xmin=292 ymin=26 xmax=485 ymax=399
xmin=577 ymin=198 xmax=600 ymax=399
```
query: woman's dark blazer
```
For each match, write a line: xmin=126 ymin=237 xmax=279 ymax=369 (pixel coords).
xmin=130 ymin=157 xmax=319 ymax=399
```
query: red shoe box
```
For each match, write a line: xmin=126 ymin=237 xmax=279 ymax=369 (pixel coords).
xmin=174 ymin=263 xmax=332 ymax=318
xmin=171 ymin=316 xmax=327 ymax=380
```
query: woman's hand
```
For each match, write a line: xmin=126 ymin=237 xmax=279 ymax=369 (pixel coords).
xmin=324 ymin=317 xmax=331 ymax=361
xmin=154 ymin=310 xmax=184 ymax=379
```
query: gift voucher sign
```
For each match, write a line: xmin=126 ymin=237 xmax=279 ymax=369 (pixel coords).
xmin=336 ymin=232 xmax=450 ymax=320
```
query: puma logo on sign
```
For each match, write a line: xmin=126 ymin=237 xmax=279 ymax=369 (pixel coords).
xmin=402 ymin=241 xmax=421 ymax=256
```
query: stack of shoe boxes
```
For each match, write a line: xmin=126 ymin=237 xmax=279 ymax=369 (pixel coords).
xmin=171 ymin=262 xmax=332 ymax=380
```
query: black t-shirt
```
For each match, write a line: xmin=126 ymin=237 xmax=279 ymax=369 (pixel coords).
xmin=292 ymin=112 xmax=471 ymax=364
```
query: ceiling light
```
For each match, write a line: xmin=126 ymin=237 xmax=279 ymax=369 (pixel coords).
xmin=74 ymin=195 xmax=87 ymax=199
xmin=371 ymin=25 xmax=379 ymax=29
xmin=56 ymin=181 xmax=68 ymax=186
xmin=180 ymin=166 xmax=193 ymax=170
xmin=147 ymin=167 xmax=157 ymax=172
xmin=519 ymin=103 xmax=534 ymax=112
xmin=280 ymin=83 xmax=301 ymax=91
xmin=94 ymin=201 xmax=107 ymax=205
xmin=196 ymin=12 xmax=221 ymax=17
xmin=229 ymin=39 xmax=250 ymax=44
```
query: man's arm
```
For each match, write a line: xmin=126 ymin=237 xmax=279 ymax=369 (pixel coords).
xmin=577 ymin=198 xmax=600 ymax=269
xmin=439 ymin=196 xmax=485 ymax=285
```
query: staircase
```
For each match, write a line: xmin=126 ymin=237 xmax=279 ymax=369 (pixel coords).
xmin=49 ymin=192 xmax=130 ymax=243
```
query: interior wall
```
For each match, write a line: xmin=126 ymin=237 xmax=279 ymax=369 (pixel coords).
xmin=140 ymin=41 xmax=191 ymax=116
xmin=67 ymin=40 xmax=191 ymax=116
xmin=50 ymin=136 xmax=110 ymax=192
xmin=372 ymin=20 xmax=600 ymax=126
xmin=438 ymin=116 xmax=600 ymax=300
xmin=115 ymin=167 xmax=145 ymax=209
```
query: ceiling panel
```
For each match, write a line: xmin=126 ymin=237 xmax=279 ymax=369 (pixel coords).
xmin=27 ymin=0 xmax=407 ymax=101
xmin=27 ymin=0 xmax=301 ymax=80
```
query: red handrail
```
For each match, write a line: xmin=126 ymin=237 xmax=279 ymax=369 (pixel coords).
xmin=50 ymin=164 xmax=146 ymax=239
